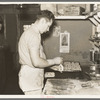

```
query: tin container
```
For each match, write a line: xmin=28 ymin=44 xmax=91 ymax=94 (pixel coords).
xmin=90 ymin=65 xmax=96 ymax=76
xmin=90 ymin=64 xmax=100 ymax=79
xmin=95 ymin=64 xmax=100 ymax=75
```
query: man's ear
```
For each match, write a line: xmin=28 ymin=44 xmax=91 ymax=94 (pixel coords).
xmin=40 ymin=18 xmax=46 ymax=24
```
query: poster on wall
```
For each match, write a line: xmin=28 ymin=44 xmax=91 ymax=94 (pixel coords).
xmin=60 ymin=31 xmax=70 ymax=53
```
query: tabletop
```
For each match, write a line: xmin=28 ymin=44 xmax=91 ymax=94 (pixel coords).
xmin=43 ymin=78 xmax=100 ymax=95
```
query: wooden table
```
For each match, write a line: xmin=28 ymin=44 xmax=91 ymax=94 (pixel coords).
xmin=43 ymin=78 xmax=100 ymax=95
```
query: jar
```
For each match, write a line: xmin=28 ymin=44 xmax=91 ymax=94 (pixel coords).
xmin=95 ymin=64 xmax=100 ymax=75
xmin=90 ymin=65 xmax=96 ymax=76
xmin=90 ymin=64 xmax=100 ymax=79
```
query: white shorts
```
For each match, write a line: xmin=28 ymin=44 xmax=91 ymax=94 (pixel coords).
xmin=18 ymin=65 xmax=44 ymax=92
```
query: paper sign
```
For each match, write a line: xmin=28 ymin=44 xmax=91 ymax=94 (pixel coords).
xmin=60 ymin=31 xmax=70 ymax=53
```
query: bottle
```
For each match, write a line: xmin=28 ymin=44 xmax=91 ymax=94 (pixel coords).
xmin=90 ymin=48 xmax=94 ymax=62
xmin=93 ymin=4 xmax=97 ymax=10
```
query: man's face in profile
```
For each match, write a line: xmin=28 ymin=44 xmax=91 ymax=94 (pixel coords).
xmin=39 ymin=18 xmax=53 ymax=34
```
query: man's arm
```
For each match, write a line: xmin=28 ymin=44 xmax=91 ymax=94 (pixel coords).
xmin=29 ymin=47 xmax=62 ymax=68
xmin=28 ymin=34 xmax=63 ymax=68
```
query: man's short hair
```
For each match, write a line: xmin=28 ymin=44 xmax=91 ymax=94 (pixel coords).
xmin=36 ymin=10 xmax=55 ymax=22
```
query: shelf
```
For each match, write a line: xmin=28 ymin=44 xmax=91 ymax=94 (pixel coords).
xmin=94 ymin=15 xmax=100 ymax=24
xmin=89 ymin=38 xmax=100 ymax=48
xmin=55 ymin=15 xmax=88 ymax=19
xmin=89 ymin=38 xmax=100 ymax=42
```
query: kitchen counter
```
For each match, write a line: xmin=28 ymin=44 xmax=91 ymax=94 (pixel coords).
xmin=43 ymin=78 xmax=100 ymax=95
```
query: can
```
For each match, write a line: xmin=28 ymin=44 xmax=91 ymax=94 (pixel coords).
xmin=90 ymin=65 xmax=96 ymax=76
xmin=90 ymin=65 xmax=96 ymax=71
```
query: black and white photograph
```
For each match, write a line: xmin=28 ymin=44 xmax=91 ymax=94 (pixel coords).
xmin=0 ymin=1 xmax=100 ymax=98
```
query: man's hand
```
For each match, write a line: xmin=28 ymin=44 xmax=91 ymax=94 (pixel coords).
xmin=53 ymin=57 xmax=63 ymax=65
xmin=50 ymin=64 xmax=64 ymax=73
xmin=47 ymin=57 xmax=63 ymax=69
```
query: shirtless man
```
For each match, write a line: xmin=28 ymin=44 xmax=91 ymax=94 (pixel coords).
xmin=18 ymin=10 xmax=63 ymax=95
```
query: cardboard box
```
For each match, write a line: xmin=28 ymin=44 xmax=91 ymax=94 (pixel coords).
xmin=57 ymin=4 xmax=85 ymax=16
